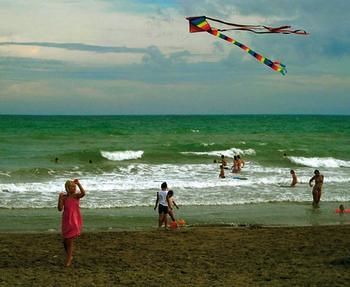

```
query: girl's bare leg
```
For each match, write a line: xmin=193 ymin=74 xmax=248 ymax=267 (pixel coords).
xmin=316 ymin=191 xmax=322 ymax=204
xmin=163 ymin=213 xmax=168 ymax=229
xmin=64 ymin=238 xmax=74 ymax=267
xmin=169 ymin=210 xmax=176 ymax=222
xmin=312 ymin=189 xmax=317 ymax=207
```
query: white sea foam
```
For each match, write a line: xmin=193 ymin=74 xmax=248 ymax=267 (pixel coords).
xmin=2 ymin=160 xmax=350 ymax=209
xmin=101 ymin=150 xmax=144 ymax=161
xmin=288 ymin=156 xmax=350 ymax=168
xmin=181 ymin=147 xmax=256 ymax=157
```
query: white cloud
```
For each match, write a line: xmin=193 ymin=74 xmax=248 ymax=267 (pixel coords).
xmin=0 ymin=0 xmax=350 ymax=115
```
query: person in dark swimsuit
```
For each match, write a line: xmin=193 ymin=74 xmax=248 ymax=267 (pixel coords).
xmin=309 ymin=169 xmax=324 ymax=208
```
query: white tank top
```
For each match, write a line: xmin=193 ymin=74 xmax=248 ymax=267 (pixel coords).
xmin=158 ymin=190 xmax=168 ymax=206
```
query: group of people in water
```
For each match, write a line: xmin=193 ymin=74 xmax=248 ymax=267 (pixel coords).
xmin=216 ymin=154 xmax=325 ymax=208
xmin=286 ymin=169 xmax=324 ymax=208
xmin=218 ymin=154 xmax=245 ymax=178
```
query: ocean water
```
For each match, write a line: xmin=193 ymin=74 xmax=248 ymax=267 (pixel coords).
xmin=0 ymin=115 xmax=350 ymax=210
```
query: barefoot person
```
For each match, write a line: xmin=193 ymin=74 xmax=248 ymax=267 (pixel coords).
xmin=167 ymin=189 xmax=179 ymax=223
xmin=154 ymin=182 xmax=171 ymax=229
xmin=309 ymin=169 xmax=324 ymax=207
xmin=290 ymin=169 xmax=298 ymax=187
xmin=57 ymin=179 xmax=85 ymax=267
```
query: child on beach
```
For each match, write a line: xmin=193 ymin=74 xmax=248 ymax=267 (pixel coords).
xmin=167 ymin=190 xmax=179 ymax=223
xmin=57 ymin=179 xmax=85 ymax=267
xmin=154 ymin=182 xmax=171 ymax=229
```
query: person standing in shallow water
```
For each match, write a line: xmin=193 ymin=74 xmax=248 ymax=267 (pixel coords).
xmin=219 ymin=165 xmax=225 ymax=178
xmin=232 ymin=156 xmax=239 ymax=173
xmin=290 ymin=170 xmax=298 ymax=187
xmin=236 ymin=155 xmax=245 ymax=171
xmin=220 ymin=155 xmax=228 ymax=169
xmin=309 ymin=169 xmax=324 ymax=207
xmin=154 ymin=182 xmax=171 ymax=229
xmin=167 ymin=190 xmax=179 ymax=223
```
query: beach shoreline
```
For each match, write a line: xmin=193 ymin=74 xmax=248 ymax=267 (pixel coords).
xmin=1 ymin=225 xmax=350 ymax=286
xmin=1 ymin=202 xmax=348 ymax=233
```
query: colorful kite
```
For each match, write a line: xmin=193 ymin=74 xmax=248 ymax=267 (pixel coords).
xmin=186 ymin=16 xmax=308 ymax=75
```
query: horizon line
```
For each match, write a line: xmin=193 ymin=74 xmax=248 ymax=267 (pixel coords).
xmin=0 ymin=113 xmax=349 ymax=117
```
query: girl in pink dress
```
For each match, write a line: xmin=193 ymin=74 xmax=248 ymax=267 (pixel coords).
xmin=57 ymin=179 xmax=85 ymax=267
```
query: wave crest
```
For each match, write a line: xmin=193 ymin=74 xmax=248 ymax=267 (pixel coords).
xmin=288 ymin=156 xmax=350 ymax=168
xmin=101 ymin=150 xmax=144 ymax=161
xmin=181 ymin=147 xmax=256 ymax=157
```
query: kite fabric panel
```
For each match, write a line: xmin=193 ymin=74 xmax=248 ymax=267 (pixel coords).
xmin=186 ymin=16 xmax=308 ymax=75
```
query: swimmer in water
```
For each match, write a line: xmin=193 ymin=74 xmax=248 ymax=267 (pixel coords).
xmin=219 ymin=165 xmax=225 ymax=179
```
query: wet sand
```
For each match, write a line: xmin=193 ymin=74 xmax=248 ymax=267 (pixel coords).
xmin=1 ymin=225 xmax=350 ymax=286
xmin=1 ymin=202 xmax=348 ymax=233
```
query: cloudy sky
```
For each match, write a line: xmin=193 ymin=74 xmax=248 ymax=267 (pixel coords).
xmin=0 ymin=0 xmax=349 ymax=115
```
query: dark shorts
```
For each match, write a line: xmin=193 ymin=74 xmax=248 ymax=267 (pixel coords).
xmin=158 ymin=204 xmax=169 ymax=214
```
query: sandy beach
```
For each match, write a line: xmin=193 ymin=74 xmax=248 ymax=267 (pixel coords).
xmin=1 ymin=225 xmax=350 ymax=286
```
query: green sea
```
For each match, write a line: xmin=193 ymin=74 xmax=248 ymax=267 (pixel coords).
xmin=1 ymin=115 xmax=350 ymax=231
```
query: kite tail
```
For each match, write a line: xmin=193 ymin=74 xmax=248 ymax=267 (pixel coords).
xmin=206 ymin=16 xmax=309 ymax=35
xmin=209 ymin=29 xmax=287 ymax=75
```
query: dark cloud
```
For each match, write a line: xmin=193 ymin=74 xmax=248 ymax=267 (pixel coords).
xmin=0 ymin=40 xmax=206 ymax=84
xmin=0 ymin=41 xmax=193 ymax=67
xmin=0 ymin=47 xmax=254 ymax=85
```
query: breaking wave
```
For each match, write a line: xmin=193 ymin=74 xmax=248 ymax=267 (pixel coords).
xmin=101 ymin=150 xmax=144 ymax=161
xmin=288 ymin=156 xmax=350 ymax=168
xmin=181 ymin=147 xmax=256 ymax=157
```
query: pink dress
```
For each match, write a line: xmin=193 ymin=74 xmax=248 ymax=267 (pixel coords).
xmin=62 ymin=197 xmax=82 ymax=239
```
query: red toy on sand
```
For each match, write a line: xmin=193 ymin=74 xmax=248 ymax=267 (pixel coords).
xmin=336 ymin=208 xmax=350 ymax=214
xmin=177 ymin=219 xmax=186 ymax=227
xmin=168 ymin=219 xmax=186 ymax=229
